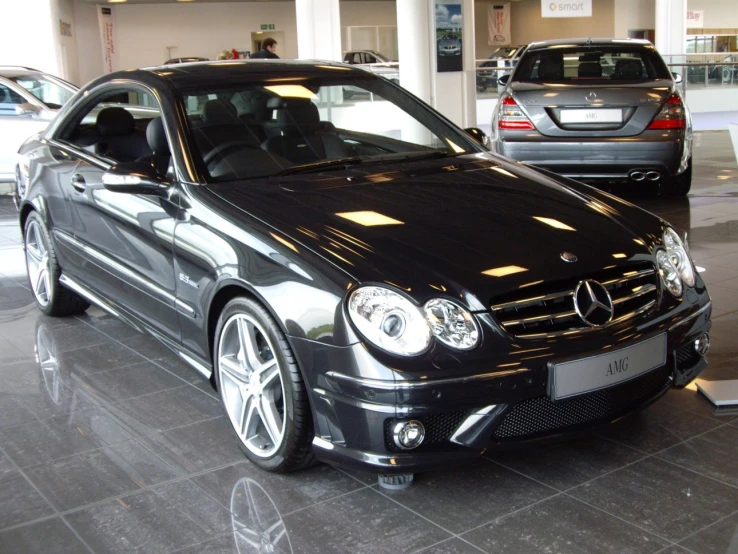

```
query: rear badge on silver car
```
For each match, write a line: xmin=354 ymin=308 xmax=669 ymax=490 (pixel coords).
xmin=560 ymin=251 xmax=578 ymax=263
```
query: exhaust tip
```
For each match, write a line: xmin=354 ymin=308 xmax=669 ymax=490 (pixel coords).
xmin=646 ymin=171 xmax=661 ymax=181
xmin=630 ymin=171 xmax=645 ymax=182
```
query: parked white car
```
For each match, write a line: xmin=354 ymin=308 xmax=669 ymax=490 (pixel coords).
xmin=0 ymin=67 xmax=77 ymax=185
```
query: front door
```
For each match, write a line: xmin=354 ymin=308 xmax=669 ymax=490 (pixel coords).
xmin=50 ymin=85 xmax=181 ymax=342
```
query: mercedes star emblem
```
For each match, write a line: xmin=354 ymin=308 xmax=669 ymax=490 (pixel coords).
xmin=560 ymin=251 xmax=578 ymax=263
xmin=573 ymin=280 xmax=614 ymax=327
xmin=585 ymin=92 xmax=597 ymax=103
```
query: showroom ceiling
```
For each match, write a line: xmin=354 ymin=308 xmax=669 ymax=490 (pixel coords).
xmin=82 ymin=0 xmax=389 ymax=3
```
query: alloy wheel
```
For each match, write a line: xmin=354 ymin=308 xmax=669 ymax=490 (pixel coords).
xmin=25 ymin=220 xmax=52 ymax=307
xmin=218 ymin=313 xmax=286 ymax=458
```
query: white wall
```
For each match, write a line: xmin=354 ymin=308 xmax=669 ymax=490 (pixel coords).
xmin=73 ymin=0 xmax=102 ymax=86
xmin=50 ymin=0 xmax=79 ymax=84
xmin=340 ymin=1 xmax=397 ymax=27
xmin=614 ymin=0 xmax=655 ymax=38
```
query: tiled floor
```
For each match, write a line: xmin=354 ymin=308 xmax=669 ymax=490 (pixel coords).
xmin=0 ymin=132 xmax=737 ymax=554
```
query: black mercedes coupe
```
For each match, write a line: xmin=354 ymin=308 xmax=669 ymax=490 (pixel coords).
xmin=15 ymin=61 xmax=711 ymax=476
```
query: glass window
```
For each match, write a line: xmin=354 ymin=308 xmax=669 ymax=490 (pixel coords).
xmin=515 ymin=46 xmax=672 ymax=82
xmin=10 ymin=74 xmax=75 ymax=109
xmin=180 ymin=76 xmax=478 ymax=183
xmin=0 ymin=84 xmax=26 ymax=115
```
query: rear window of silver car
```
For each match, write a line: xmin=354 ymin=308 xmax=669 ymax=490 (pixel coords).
xmin=514 ymin=46 xmax=672 ymax=82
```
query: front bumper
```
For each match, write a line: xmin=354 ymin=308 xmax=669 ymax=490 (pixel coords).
xmin=493 ymin=133 xmax=686 ymax=179
xmin=290 ymin=299 xmax=711 ymax=474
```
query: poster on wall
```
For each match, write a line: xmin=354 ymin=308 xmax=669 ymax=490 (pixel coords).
xmin=97 ymin=6 xmax=117 ymax=74
xmin=541 ymin=0 xmax=592 ymax=18
xmin=435 ymin=2 xmax=463 ymax=73
xmin=488 ymin=4 xmax=511 ymax=46
xmin=687 ymin=10 xmax=704 ymax=28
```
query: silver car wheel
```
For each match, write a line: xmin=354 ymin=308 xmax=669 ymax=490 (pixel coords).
xmin=25 ymin=220 xmax=52 ymax=307
xmin=217 ymin=313 xmax=286 ymax=458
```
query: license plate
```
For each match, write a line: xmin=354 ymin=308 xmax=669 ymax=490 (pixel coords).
xmin=560 ymin=109 xmax=622 ymax=124
xmin=548 ymin=334 xmax=667 ymax=400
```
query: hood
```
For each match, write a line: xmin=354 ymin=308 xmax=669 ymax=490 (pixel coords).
xmin=208 ymin=154 xmax=663 ymax=310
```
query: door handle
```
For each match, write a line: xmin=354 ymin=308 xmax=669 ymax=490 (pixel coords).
xmin=70 ymin=173 xmax=86 ymax=192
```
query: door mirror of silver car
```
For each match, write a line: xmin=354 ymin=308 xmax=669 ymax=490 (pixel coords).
xmin=14 ymin=103 xmax=43 ymax=117
xmin=464 ymin=127 xmax=490 ymax=148
xmin=102 ymin=161 xmax=171 ymax=196
xmin=672 ymin=72 xmax=683 ymax=84
xmin=497 ymin=74 xmax=510 ymax=87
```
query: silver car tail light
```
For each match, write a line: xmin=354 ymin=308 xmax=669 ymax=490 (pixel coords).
xmin=647 ymin=93 xmax=686 ymax=130
xmin=498 ymin=96 xmax=535 ymax=130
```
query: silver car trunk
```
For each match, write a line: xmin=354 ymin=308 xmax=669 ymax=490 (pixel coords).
xmin=509 ymin=81 xmax=672 ymax=137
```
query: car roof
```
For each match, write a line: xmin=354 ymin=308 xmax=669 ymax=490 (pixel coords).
xmin=525 ymin=38 xmax=653 ymax=51
xmin=0 ymin=66 xmax=47 ymax=79
xmin=88 ymin=60 xmax=372 ymax=91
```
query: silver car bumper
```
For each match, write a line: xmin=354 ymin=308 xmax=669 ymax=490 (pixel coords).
xmin=494 ymin=134 xmax=686 ymax=179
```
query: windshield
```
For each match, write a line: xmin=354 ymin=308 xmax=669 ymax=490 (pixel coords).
xmin=10 ymin=74 xmax=76 ymax=109
xmin=514 ymin=46 xmax=672 ymax=82
xmin=180 ymin=75 xmax=480 ymax=183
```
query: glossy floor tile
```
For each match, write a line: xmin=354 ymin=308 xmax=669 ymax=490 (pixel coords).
xmin=0 ymin=131 xmax=737 ymax=553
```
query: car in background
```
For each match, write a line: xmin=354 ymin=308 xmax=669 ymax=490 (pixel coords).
xmin=16 ymin=60 xmax=711 ymax=478
xmin=343 ymin=50 xmax=394 ymax=65
xmin=0 ymin=66 xmax=77 ymax=187
xmin=164 ymin=57 xmax=210 ymax=65
xmin=491 ymin=38 xmax=693 ymax=195
xmin=437 ymin=34 xmax=461 ymax=57
xmin=477 ymin=45 xmax=526 ymax=92
xmin=341 ymin=50 xmax=399 ymax=98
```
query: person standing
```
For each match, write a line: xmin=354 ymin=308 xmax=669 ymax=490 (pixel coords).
xmin=250 ymin=38 xmax=280 ymax=59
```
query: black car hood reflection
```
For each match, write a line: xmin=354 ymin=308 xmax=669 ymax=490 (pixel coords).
xmin=207 ymin=155 xmax=659 ymax=308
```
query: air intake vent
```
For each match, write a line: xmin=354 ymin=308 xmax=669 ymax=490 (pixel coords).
xmin=491 ymin=263 xmax=659 ymax=339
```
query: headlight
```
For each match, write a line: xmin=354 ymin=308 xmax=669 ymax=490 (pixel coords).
xmin=348 ymin=286 xmax=431 ymax=356
xmin=656 ymin=249 xmax=683 ymax=297
xmin=424 ymin=299 xmax=480 ymax=350
xmin=663 ymin=227 xmax=695 ymax=287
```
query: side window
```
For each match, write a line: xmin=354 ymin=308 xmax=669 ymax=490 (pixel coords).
xmin=0 ymin=84 xmax=27 ymax=116
xmin=57 ymin=87 xmax=166 ymax=169
xmin=366 ymin=54 xmax=377 ymax=64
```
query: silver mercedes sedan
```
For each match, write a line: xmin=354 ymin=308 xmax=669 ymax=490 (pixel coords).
xmin=490 ymin=38 xmax=692 ymax=195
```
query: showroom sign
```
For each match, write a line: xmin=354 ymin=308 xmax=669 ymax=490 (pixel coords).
xmin=687 ymin=10 xmax=704 ymax=28
xmin=97 ymin=6 xmax=117 ymax=74
xmin=435 ymin=2 xmax=463 ymax=73
xmin=488 ymin=3 xmax=511 ymax=46
xmin=541 ymin=0 xmax=592 ymax=18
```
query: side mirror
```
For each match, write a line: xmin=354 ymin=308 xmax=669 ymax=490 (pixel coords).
xmin=464 ymin=127 xmax=489 ymax=148
xmin=15 ymin=103 xmax=43 ymax=117
xmin=102 ymin=161 xmax=171 ymax=196
xmin=672 ymin=72 xmax=683 ymax=84
xmin=497 ymin=74 xmax=510 ymax=87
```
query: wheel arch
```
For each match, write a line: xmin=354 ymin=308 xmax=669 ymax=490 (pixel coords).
xmin=206 ymin=280 xmax=301 ymax=387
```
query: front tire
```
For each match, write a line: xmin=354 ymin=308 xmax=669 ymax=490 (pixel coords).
xmin=214 ymin=297 xmax=314 ymax=472
xmin=23 ymin=212 xmax=89 ymax=316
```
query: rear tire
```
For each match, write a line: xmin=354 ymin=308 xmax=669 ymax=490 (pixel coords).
xmin=666 ymin=158 xmax=692 ymax=196
xmin=23 ymin=212 xmax=90 ymax=317
xmin=214 ymin=297 xmax=314 ymax=472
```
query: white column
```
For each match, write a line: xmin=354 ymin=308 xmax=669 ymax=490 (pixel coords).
xmin=397 ymin=0 xmax=434 ymax=105
xmin=396 ymin=0 xmax=476 ymax=130
xmin=0 ymin=0 xmax=61 ymax=77
xmin=655 ymin=0 xmax=686 ymax=59
xmin=295 ymin=0 xmax=342 ymax=61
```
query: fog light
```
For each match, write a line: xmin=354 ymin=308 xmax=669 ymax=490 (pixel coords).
xmin=694 ymin=333 xmax=710 ymax=356
xmin=393 ymin=420 xmax=425 ymax=450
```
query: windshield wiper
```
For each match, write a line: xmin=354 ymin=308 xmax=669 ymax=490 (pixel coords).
xmin=273 ymin=157 xmax=363 ymax=176
xmin=383 ymin=150 xmax=464 ymax=162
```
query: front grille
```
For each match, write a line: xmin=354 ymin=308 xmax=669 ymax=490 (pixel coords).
xmin=384 ymin=411 xmax=469 ymax=452
xmin=493 ymin=365 xmax=670 ymax=440
xmin=491 ymin=262 xmax=659 ymax=339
